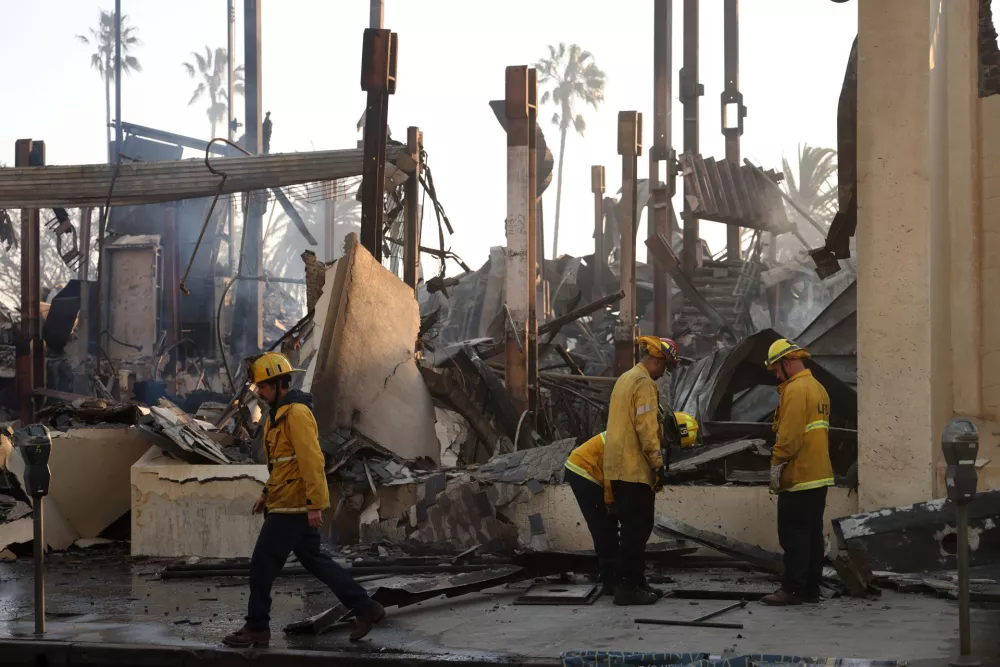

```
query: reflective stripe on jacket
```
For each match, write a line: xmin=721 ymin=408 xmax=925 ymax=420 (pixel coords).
xmin=771 ymin=369 xmax=834 ymax=493
xmin=262 ymin=394 xmax=330 ymax=513
xmin=565 ymin=432 xmax=614 ymax=504
xmin=604 ymin=363 xmax=663 ymax=489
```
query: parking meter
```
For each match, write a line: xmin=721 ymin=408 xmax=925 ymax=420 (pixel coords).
xmin=16 ymin=424 xmax=52 ymax=497
xmin=941 ymin=418 xmax=981 ymax=666
xmin=14 ymin=424 xmax=51 ymax=636
xmin=942 ymin=418 xmax=979 ymax=503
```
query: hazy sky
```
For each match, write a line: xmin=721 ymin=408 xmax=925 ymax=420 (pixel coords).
xmin=0 ymin=0 xmax=857 ymax=275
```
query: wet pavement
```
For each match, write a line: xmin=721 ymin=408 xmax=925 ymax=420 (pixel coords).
xmin=1 ymin=545 xmax=999 ymax=664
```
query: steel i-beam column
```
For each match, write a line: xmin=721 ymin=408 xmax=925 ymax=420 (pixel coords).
xmin=615 ymin=112 xmax=642 ymax=376
xmin=680 ymin=0 xmax=703 ymax=276
xmin=15 ymin=139 xmax=45 ymax=424
xmin=234 ymin=0 xmax=264 ymax=358
xmin=651 ymin=0 xmax=675 ymax=335
xmin=591 ymin=165 xmax=606 ymax=301
xmin=504 ymin=66 xmax=531 ymax=426
xmin=403 ymin=126 xmax=423 ymax=291
xmin=526 ymin=69 xmax=539 ymax=423
xmin=360 ymin=28 xmax=398 ymax=262
xmin=722 ymin=0 xmax=747 ymax=260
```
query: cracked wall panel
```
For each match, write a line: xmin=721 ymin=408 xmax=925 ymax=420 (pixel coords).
xmin=309 ymin=233 xmax=439 ymax=462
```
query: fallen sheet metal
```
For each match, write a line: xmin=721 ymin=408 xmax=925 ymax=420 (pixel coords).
xmin=514 ymin=582 xmax=601 ymax=606
xmin=667 ymin=438 xmax=766 ymax=475
xmin=654 ymin=514 xmax=784 ymax=574
xmin=678 ymin=152 xmax=790 ymax=233
xmin=148 ymin=399 xmax=231 ymax=464
xmin=284 ymin=565 xmax=525 ymax=635
xmin=832 ymin=489 xmax=1000 ymax=574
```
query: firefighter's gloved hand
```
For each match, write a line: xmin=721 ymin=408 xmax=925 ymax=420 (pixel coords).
xmin=769 ymin=463 xmax=787 ymax=493
xmin=654 ymin=465 xmax=669 ymax=491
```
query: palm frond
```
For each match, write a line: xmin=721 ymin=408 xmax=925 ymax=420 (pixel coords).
xmin=573 ymin=114 xmax=587 ymax=136
xmin=182 ymin=62 xmax=195 ymax=77
xmin=188 ymin=82 xmax=207 ymax=106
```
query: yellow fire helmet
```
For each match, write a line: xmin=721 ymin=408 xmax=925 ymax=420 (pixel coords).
xmin=247 ymin=351 xmax=303 ymax=384
xmin=765 ymin=338 xmax=810 ymax=369
xmin=674 ymin=411 xmax=699 ymax=448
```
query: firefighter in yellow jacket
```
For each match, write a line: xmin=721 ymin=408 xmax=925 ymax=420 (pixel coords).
xmin=564 ymin=412 xmax=697 ymax=594
xmin=604 ymin=335 xmax=680 ymax=606
xmin=224 ymin=352 xmax=385 ymax=648
xmin=760 ymin=339 xmax=834 ymax=607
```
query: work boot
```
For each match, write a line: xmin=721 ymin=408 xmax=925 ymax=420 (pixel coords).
xmin=349 ymin=601 xmax=386 ymax=641
xmin=222 ymin=626 xmax=270 ymax=648
xmin=760 ymin=589 xmax=802 ymax=606
xmin=613 ymin=585 xmax=659 ymax=606
xmin=802 ymin=590 xmax=822 ymax=604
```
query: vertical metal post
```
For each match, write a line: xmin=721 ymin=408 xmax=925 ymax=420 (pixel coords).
xmin=526 ymin=69 xmax=539 ymax=423
xmin=360 ymin=28 xmax=398 ymax=262
xmin=234 ymin=0 xmax=264 ymax=358
xmin=955 ymin=502 xmax=974 ymax=662
xmin=78 ymin=208 xmax=92 ymax=282
xmin=33 ymin=498 xmax=44 ymax=634
xmin=504 ymin=66 xmax=531 ymax=425
xmin=680 ymin=0 xmax=703 ymax=276
xmin=403 ymin=126 xmax=423 ymax=291
xmin=370 ymin=0 xmax=384 ymax=29
xmin=722 ymin=0 xmax=745 ymax=260
xmin=651 ymin=0 xmax=674 ymax=335
xmin=162 ymin=204 xmax=182 ymax=365
xmin=615 ymin=112 xmax=642 ymax=376
xmin=226 ymin=0 xmax=237 ymax=276
xmin=15 ymin=140 xmax=44 ymax=425
xmin=591 ymin=166 xmax=606 ymax=301
xmin=114 ymin=0 xmax=122 ymax=163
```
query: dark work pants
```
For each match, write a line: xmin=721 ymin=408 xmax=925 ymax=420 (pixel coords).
xmin=247 ymin=513 xmax=374 ymax=630
xmin=566 ymin=470 xmax=619 ymax=584
xmin=776 ymin=486 xmax=828 ymax=596
xmin=610 ymin=480 xmax=655 ymax=586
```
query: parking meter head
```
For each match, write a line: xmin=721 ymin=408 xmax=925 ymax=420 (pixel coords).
xmin=942 ymin=418 xmax=979 ymax=502
xmin=15 ymin=424 xmax=52 ymax=497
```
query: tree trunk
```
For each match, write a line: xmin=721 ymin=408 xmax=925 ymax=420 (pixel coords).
xmin=105 ymin=53 xmax=112 ymax=164
xmin=553 ymin=125 xmax=568 ymax=260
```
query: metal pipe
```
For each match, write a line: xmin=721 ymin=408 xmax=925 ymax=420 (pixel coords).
xmin=227 ymin=0 xmax=236 ymax=277
xmin=539 ymin=289 xmax=624 ymax=336
xmin=956 ymin=502 xmax=973 ymax=659
xmin=370 ymin=0 xmax=384 ymax=29
xmin=634 ymin=618 xmax=743 ymax=630
xmin=690 ymin=599 xmax=746 ymax=623
xmin=114 ymin=0 xmax=122 ymax=164
xmin=16 ymin=140 xmax=43 ymax=425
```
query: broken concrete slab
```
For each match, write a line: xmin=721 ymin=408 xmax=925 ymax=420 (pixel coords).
xmin=0 ymin=517 xmax=32 ymax=552
xmin=307 ymin=233 xmax=439 ymax=463
xmin=130 ymin=447 xmax=267 ymax=558
xmin=832 ymin=488 xmax=1000 ymax=573
xmin=4 ymin=425 xmax=149 ymax=549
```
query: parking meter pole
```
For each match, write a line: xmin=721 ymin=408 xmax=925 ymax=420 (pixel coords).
xmin=941 ymin=417 xmax=980 ymax=667
xmin=956 ymin=502 xmax=971 ymax=660
xmin=32 ymin=499 xmax=44 ymax=634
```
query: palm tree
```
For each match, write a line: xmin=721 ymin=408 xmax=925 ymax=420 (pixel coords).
xmin=183 ymin=46 xmax=245 ymax=139
xmin=77 ymin=10 xmax=142 ymax=163
xmin=779 ymin=144 xmax=838 ymax=258
xmin=536 ymin=43 xmax=606 ymax=259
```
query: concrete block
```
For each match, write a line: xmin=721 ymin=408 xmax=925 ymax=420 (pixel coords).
xmin=5 ymin=425 xmax=149 ymax=549
xmin=306 ymin=234 xmax=439 ymax=463
xmin=130 ymin=447 xmax=268 ymax=558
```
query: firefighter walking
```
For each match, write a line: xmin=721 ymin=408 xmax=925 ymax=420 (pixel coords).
xmin=761 ymin=339 xmax=834 ymax=606
xmin=223 ymin=352 xmax=385 ymax=647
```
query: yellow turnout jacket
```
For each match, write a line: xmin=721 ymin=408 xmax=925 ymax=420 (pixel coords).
xmin=604 ymin=363 xmax=663 ymax=489
xmin=261 ymin=389 xmax=330 ymax=513
xmin=771 ymin=369 xmax=834 ymax=492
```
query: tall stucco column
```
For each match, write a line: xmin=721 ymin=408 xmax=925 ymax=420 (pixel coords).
xmin=857 ymin=0 xmax=996 ymax=510
xmin=857 ymin=0 xmax=955 ymax=510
